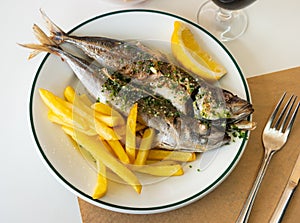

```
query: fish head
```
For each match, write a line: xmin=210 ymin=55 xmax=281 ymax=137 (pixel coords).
xmin=154 ymin=116 xmax=231 ymax=152
xmin=222 ymin=90 xmax=254 ymax=123
xmin=193 ymin=87 xmax=254 ymax=124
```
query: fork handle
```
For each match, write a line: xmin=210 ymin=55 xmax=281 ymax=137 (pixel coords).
xmin=236 ymin=151 xmax=275 ymax=223
xmin=269 ymin=182 xmax=296 ymax=223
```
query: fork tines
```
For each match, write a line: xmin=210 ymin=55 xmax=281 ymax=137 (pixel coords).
xmin=267 ymin=92 xmax=300 ymax=135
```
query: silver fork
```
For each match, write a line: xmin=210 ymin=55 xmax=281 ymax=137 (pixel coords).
xmin=236 ymin=92 xmax=300 ymax=223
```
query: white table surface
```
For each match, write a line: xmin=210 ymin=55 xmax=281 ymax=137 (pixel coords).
xmin=1 ymin=0 xmax=299 ymax=222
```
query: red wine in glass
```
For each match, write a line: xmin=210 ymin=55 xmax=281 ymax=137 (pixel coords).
xmin=212 ymin=0 xmax=256 ymax=10
xmin=197 ymin=0 xmax=257 ymax=41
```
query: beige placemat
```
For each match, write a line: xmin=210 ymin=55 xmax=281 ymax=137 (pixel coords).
xmin=78 ymin=67 xmax=300 ymax=223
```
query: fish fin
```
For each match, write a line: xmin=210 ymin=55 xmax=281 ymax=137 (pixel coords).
xmin=18 ymin=23 xmax=55 ymax=59
xmin=40 ymin=9 xmax=66 ymax=44
xmin=28 ymin=50 xmax=41 ymax=59
xmin=32 ymin=24 xmax=56 ymax=46
xmin=18 ymin=43 xmax=59 ymax=60
xmin=18 ymin=23 xmax=61 ymax=59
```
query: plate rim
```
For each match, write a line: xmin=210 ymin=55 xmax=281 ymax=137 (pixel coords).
xmin=29 ymin=9 xmax=251 ymax=213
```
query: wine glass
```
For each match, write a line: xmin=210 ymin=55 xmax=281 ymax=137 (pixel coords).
xmin=197 ymin=0 xmax=257 ymax=42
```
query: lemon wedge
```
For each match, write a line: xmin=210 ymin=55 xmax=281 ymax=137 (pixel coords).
xmin=171 ymin=21 xmax=227 ymax=81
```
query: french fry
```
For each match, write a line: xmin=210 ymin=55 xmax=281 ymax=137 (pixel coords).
xmin=94 ymin=119 xmax=121 ymax=140
xmin=75 ymin=132 xmax=142 ymax=194
xmin=64 ymin=86 xmax=98 ymax=125
xmin=91 ymin=102 xmax=114 ymax=116
xmin=101 ymin=140 xmax=117 ymax=157
xmin=106 ymin=140 xmax=130 ymax=164
xmin=65 ymin=86 xmax=125 ymax=128
xmin=49 ymin=111 xmax=97 ymax=136
xmin=95 ymin=112 xmax=125 ymax=127
xmin=63 ymin=125 xmax=116 ymax=160
xmin=92 ymin=160 xmax=107 ymax=199
xmin=39 ymin=88 xmax=88 ymax=130
xmin=134 ymin=128 xmax=155 ymax=165
xmin=41 ymin=86 xmax=199 ymax=198
xmin=79 ymin=94 xmax=93 ymax=107
xmin=92 ymin=102 xmax=125 ymax=125
xmin=64 ymin=86 xmax=76 ymax=103
xmin=43 ymin=88 xmax=92 ymax=132
xmin=48 ymin=110 xmax=69 ymax=126
xmin=61 ymin=125 xmax=76 ymax=137
xmin=145 ymin=160 xmax=179 ymax=166
xmin=126 ymin=103 xmax=138 ymax=163
xmin=62 ymin=125 xmax=108 ymax=199
xmin=63 ymin=127 xmax=96 ymax=165
xmin=62 ymin=87 xmax=120 ymax=140
xmin=130 ymin=164 xmax=184 ymax=177
xmin=147 ymin=149 xmax=196 ymax=162
xmin=112 ymin=122 xmax=143 ymax=140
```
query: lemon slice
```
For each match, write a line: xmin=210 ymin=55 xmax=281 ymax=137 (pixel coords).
xmin=171 ymin=21 xmax=227 ymax=81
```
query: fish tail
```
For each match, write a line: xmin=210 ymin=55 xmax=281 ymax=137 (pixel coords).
xmin=18 ymin=42 xmax=59 ymax=60
xmin=32 ymin=24 xmax=57 ymax=46
xmin=18 ymin=24 xmax=60 ymax=59
xmin=40 ymin=9 xmax=66 ymax=44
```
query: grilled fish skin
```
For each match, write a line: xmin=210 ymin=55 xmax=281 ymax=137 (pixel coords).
xmin=20 ymin=15 xmax=254 ymax=152
xmin=117 ymin=59 xmax=254 ymax=124
xmin=40 ymin=11 xmax=254 ymax=124
xmin=21 ymin=38 xmax=229 ymax=151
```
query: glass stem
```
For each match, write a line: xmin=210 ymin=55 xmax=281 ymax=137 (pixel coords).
xmin=216 ymin=8 xmax=233 ymax=23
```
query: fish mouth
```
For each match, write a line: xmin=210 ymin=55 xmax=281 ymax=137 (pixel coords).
xmin=222 ymin=89 xmax=254 ymax=124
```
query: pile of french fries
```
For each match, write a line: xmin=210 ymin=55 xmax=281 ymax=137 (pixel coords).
xmin=39 ymin=86 xmax=196 ymax=199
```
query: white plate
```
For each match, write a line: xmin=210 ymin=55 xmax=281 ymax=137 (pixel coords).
xmin=29 ymin=10 xmax=251 ymax=214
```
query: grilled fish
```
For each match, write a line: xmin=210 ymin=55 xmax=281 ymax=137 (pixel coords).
xmin=20 ymin=16 xmax=254 ymax=152
xmin=40 ymin=11 xmax=254 ymax=124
